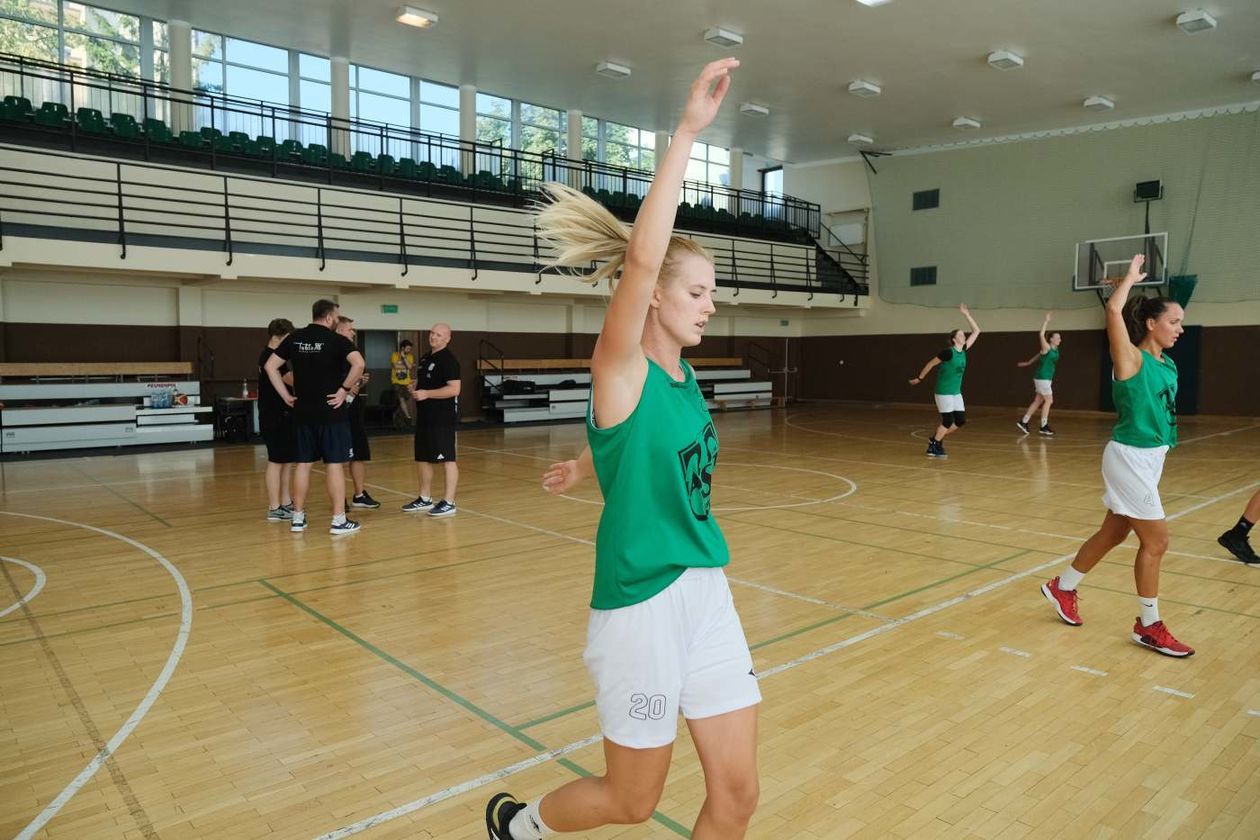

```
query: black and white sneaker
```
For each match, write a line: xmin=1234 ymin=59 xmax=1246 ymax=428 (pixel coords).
xmin=266 ymin=506 xmax=293 ymax=522
xmin=428 ymin=500 xmax=457 ymax=517
xmin=351 ymin=492 xmax=381 ymax=509
xmin=1039 ymin=424 xmax=1056 ymax=436
xmin=933 ymin=440 xmax=948 ymax=459
xmin=290 ymin=512 xmax=307 ymax=533
xmin=402 ymin=496 xmax=433 ymax=512
xmin=329 ymin=518 xmax=362 ymax=535
xmin=1016 ymin=419 xmax=1030 ymax=435
xmin=485 ymin=792 xmax=526 ymax=840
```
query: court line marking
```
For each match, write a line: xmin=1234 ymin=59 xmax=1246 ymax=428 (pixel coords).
xmin=904 ymin=421 xmax=1260 ymax=454
xmin=1248 ymin=710 xmax=1260 ymax=718
xmin=1071 ymin=666 xmax=1109 ymax=677
xmin=312 ymin=479 xmax=1255 ymax=839
xmin=0 ymin=556 xmax=46 ymax=619
xmin=936 ymin=631 xmax=965 ymax=640
xmin=1153 ymin=686 xmax=1195 ymax=700
xmin=999 ymin=646 xmax=1032 ymax=658
xmin=3 ymin=512 xmax=191 ymax=840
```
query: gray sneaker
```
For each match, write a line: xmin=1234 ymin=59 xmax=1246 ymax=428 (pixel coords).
xmin=266 ymin=506 xmax=293 ymax=522
xmin=428 ymin=500 xmax=457 ymax=517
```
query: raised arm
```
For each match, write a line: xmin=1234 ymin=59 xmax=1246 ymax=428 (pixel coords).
xmin=909 ymin=356 xmax=942 ymax=385
xmin=1037 ymin=312 xmax=1052 ymax=353
xmin=1106 ymin=255 xmax=1146 ymax=380
xmin=960 ymin=304 xmax=981 ymax=349
xmin=1017 ymin=352 xmax=1041 ymax=368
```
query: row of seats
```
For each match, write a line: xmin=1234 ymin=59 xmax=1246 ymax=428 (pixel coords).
xmin=581 ymin=185 xmax=784 ymax=232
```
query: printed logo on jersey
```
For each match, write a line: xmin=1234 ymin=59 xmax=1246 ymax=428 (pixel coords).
xmin=295 ymin=341 xmax=324 ymax=352
xmin=677 ymin=420 xmax=719 ymax=521
xmin=1158 ymin=384 xmax=1178 ymax=431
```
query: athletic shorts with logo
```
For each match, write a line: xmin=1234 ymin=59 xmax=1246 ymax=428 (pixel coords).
xmin=414 ymin=423 xmax=456 ymax=463
xmin=1101 ymin=439 xmax=1167 ymax=520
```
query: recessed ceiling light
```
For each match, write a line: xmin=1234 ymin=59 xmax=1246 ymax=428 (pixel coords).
xmin=987 ymin=50 xmax=1024 ymax=70
xmin=847 ymin=133 xmax=874 ymax=145
xmin=739 ymin=102 xmax=769 ymax=116
xmin=1083 ymin=95 xmax=1115 ymax=111
xmin=856 ymin=0 xmax=893 ymax=6
xmin=704 ymin=26 xmax=744 ymax=48
xmin=848 ymin=79 xmax=882 ymax=97
xmin=1175 ymin=9 xmax=1217 ymax=33
xmin=595 ymin=61 xmax=632 ymax=80
xmin=396 ymin=5 xmax=438 ymax=28
xmin=952 ymin=116 xmax=981 ymax=130
xmin=1252 ymin=70 xmax=1260 ymax=83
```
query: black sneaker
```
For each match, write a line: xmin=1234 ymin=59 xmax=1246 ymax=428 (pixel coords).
xmin=402 ymin=496 xmax=433 ymax=512
xmin=1218 ymin=530 xmax=1260 ymax=564
xmin=934 ymin=440 xmax=948 ymax=459
xmin=1016 ymin=419 xmax=1030 ymax=435
xmin=1039 ymin=424 xmax=1056 ymax=436
xmin=329 ymin=518 xmax=362 ymax=535
xmin=290 ymin=512 xmax=307 ymax=533
xmin=926 ymin=440 xmax=939 ymax=458
xmin=485 ymin=792 xmax=526 ymax=840
xmin=428 ymin=500 xmax=457 ymax=517
xmin=351 ymin=492 xmax=381 ymax=509
xmin=266 ymin=506 xmax=293 ymax=522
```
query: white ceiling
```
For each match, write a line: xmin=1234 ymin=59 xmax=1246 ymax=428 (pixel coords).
xmin=105 ymin=0 xmax=1260 ymax=162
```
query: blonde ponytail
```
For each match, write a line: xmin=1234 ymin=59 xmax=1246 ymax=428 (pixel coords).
xmin=533 ymin=182 xmax=632 ymax=287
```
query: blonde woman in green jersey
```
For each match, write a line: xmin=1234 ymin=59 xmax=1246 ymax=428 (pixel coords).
xmin=486 ymin=59 xmax=761 ymax=840
xmin=1041 ymin=255 xmax=1194 ymax=657
xmin=1016 ymin=312 xmax=1062 ymax=436
xmin=909 ymin=304 xmax=982 ymax=458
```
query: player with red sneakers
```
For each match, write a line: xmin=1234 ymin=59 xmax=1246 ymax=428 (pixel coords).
xmin=1040 ymin=255 xmax=1194 ymax=657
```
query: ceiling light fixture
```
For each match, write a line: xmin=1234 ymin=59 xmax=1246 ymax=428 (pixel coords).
xmin=855 ymin=0 xmax=893 ymax=6
xmin=987 ymin=50 xmax=1024 ymax=70
xmin=847 ymin=133 xmax=874 ymax=145
xmin=595 ymin=61 xmax=632 ymax=80
xmin=1083 ymin=95 xmax=1115 ymax=111
xmin=1252 ymin=70 xmax=1260 ymax=83
xmin=952 ymin=116 xmax=981 ymax=130
xmin=704 ymin=26 xmax=744 ymax=48
xmin=1175 ymin=9 xmax=1217 ymax=33
xmin=396 ymin=5 xmax=438 ymax=28
xmin=848 ymin=79 xmax=882 ymax=97
xmin=739 ymin=102 xmax=769 ymax=116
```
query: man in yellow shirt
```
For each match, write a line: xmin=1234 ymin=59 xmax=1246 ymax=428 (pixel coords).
xmin=390 ymin=339 xmax=415 ymax=426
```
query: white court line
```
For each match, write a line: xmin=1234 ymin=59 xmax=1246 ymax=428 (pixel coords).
xmin=935 ymin=631 xmax=965 ymax=640
xmin=1248 ymin=710 xmax=1260 ymax=718
xmin=1153 ymin=686 xmax=1195 ymax=700
xmin=0 ymin=557 xmax=46 ymax=619
xmin=999 ymin=646 xmax=1032 ymax=658
xmin=312 ymin=477 xmax=1257 ymax=839
xmin=1071 ymin=666 xmax=1109 ymax=677
xmin=726 ymin=578 xmax=896 ymax=624
xmin=3 ymin=512 xmax=192 ymax=840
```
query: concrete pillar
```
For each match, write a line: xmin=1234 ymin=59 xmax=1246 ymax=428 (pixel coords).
xmin=459 ymin=84 xmax=477 ymax=174
xmin=330 ymin=56 xmax=350 ymax=157
xmin=167 ymin=19 xmax=192 ymax=133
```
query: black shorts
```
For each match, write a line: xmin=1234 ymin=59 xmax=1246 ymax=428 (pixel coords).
xmin=295 ymin=421 xmax=354 ymax=464
xmin=350 ymin=415 xmax=371 ymax=462
xmin=260 ymin=414 xmax=295 ymax=464
xmin=414 ymin=424 xmax=457 ymax=463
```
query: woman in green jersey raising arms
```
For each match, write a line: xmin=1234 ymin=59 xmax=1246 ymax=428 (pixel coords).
xmin=1040 ymin=255 xmax=1194 ymax=657
xmin=486 ymin=59 xmax=761 ymax=840
xmin=1016 ymin=312 xmax=1061 ymax=436
xmin=909 ymin=304 xmax=982 ymax=458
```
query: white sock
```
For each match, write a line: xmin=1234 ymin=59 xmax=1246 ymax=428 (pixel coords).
xmin=1041 ymin=412 xmax=1050 ymax=426
xmin=1021 ymin=414 xmax=1031 ymax=424
xmin=509 ymin=800 xmax=551 ymax=839
xmin=332 ymin=513 xmax=346 ymax=526
xmin=1139 ymin=597 xmax=1160 ymax=627
xmin=1058 ymin=567 xmax=1086 ymax=591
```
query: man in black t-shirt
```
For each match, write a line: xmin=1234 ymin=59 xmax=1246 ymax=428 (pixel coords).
xmin=402 ymin=322 xmax=461 ymax=517
xmin=265 ymin=298 xmax=366 ymax=535
xmin=258 ymin=317 xmax=296 ymax=522
xmin=335 ymin=315 xmax=381 ymax=511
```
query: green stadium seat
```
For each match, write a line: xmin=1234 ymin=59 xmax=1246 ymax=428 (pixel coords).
xmin=397 ymin=157 xmax=417 ymax=178
xmin=3 ymin=96 xmax=34 ymax=122
xmin=199 ymin=126 xmax=223 ymax=144
xmin=277 ymin=139 xmax=303 ymax=160
xmin=303 ymin=143 xmax=330 ymax=165
xmin=108 ymin=112 xmax=142 ymax=139
xmin=178 ymin=130 xmax=205 ymax=149
xmin=350 ymin=151 xmax=375 ymax=173
xmin=377 ymin=153 xmax=397 ymax=174
xmin=75 ymin=107 xmax=108 ymax=135
xmin=329 ymin=152 xmax=349 ymax=169
xmin=33 ymin=101 xmax=70 ymax=129
xmin=248 ymin=135 xmax=275 ymax=157
xmin=417 ymin=161 xmax=437 ymax=180
xmin=143 ymin=117 xmax=174 ymax=143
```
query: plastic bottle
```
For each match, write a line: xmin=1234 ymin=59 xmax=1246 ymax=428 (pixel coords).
xmin=241 ymin=379 xmax=249 ymax=398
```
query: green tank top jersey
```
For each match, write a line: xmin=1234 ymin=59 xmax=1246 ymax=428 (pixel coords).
xmin=1112 ymin=350 xmax=1178 ymax=448
xmin=934 ymin=347 xmax=967 ymax=395
xmin=1034 ymin=347 xmax=1060 ymax=380
xmin=586 ymin=358 xmax=730 ymax=610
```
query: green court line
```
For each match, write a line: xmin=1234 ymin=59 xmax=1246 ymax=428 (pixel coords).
xmin=1077 ymin=584 xmax=1260 ymax=621
xmin=74 ymin=466 xmax=173 ymax=528
xmin=261 ymin=579 xmax=691 ymax=837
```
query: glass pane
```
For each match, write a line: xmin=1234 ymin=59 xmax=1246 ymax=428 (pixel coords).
xmin=709 ymin=145 xmax=729 ymax=165
xmin=582 ymin=116 xmax=598 ymax=138
xmin=152 ymin=21 xmax=167 ymax=50
xmin=605 ymin=142 xmax=634 ymax=168
xmin=420 ymin=103 xmax=458 ymax=137
xmin=476 ymin=92 xmax=510 ymax=117
xmin=227 ymin=38 xmax=287 ymax=73
xmin=191 ymin=30 xmax=223 ymax=60
xmin=0 ymin=19 xmax=58 ymax=61
xmin=358 ymin=91 xmax=409 ymax=126
xmin=299 ymin=53 xmax=329 ymax=82
xmin=762 ymin=168 xmax=783 ymax=196
xmin=354 ymin=64 xmax=408 ymax=98
xmin=192 ymin=58 xmax=222 ymax=92
xmin=226 ymin=65 xmax=288 ymax=104
xmin=153 ymin=48 xmax=168 ymax=83
xmin=639 ymin=131 xmax=655 ymax=150
xmin=581 ymin=135 xmax=597 ymax=161
xmin=685 ymin=158 xmax=707 ymax=182
xmin=709 ymin=165 xmax=730 ymax=186
xmin=2 ymin=0 xmax=57 ymax=24
xmin=420 ymin=80 xmax=458 ymax=108
xmin=520 ymin=102 xmax=561 ymax=129
xmin=300 ymin=79 xmax=330 ymax=112
xmin=520 ymin=125 xmax=562 ymax=155
xmin=475 ymin=115 xmax=510 ymax=146
xmin=64 ymin=33 xmax=141 ymax=76
xmin=640 ymin=149 xmax=655 ymax=171
xmin=63 ymin=4 xmax=139 ymax=41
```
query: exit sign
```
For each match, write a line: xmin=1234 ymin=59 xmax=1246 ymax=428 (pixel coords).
xmin=381 ymin=304 xmax=399 ymax=314
xmin=780 ymin=319 xmax=790 ymax=326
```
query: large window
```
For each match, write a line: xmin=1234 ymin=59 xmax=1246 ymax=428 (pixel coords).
xmin=687 ymin=140 xmax=729 ymax=187
xmin=604 ymin=122 xmax=654 ymax=171
xmin=519 ymin=101 xmax=564 ymax=156
xmin=419 ymin=79 xmax=458 ymax=137
xmin=581 ymin=116 xmax=598 ymax=161
xmin=0 ymin=1 xmax=64 ymax=63
xmin=297 ymin=52 xmax=329 ymax=113
xmin=475 ymin=91 xmax=511 ymax=147
xmin=192 ymin=31 xmax=288 ymax=104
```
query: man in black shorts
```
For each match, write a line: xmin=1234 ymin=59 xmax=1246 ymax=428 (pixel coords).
xmin=265 ymin=299 xmax=366 ymax=535
xmin=402 ymin=322 xmax=461 ymax=517
xmin=258 ymin=317 xmax=296 ymax=521
xmin=335 ymin=315 xmax=381 ymax=510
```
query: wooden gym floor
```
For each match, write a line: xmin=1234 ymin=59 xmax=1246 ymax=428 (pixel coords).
xmin=2 ymin=403 xmax=1259 ymax=839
